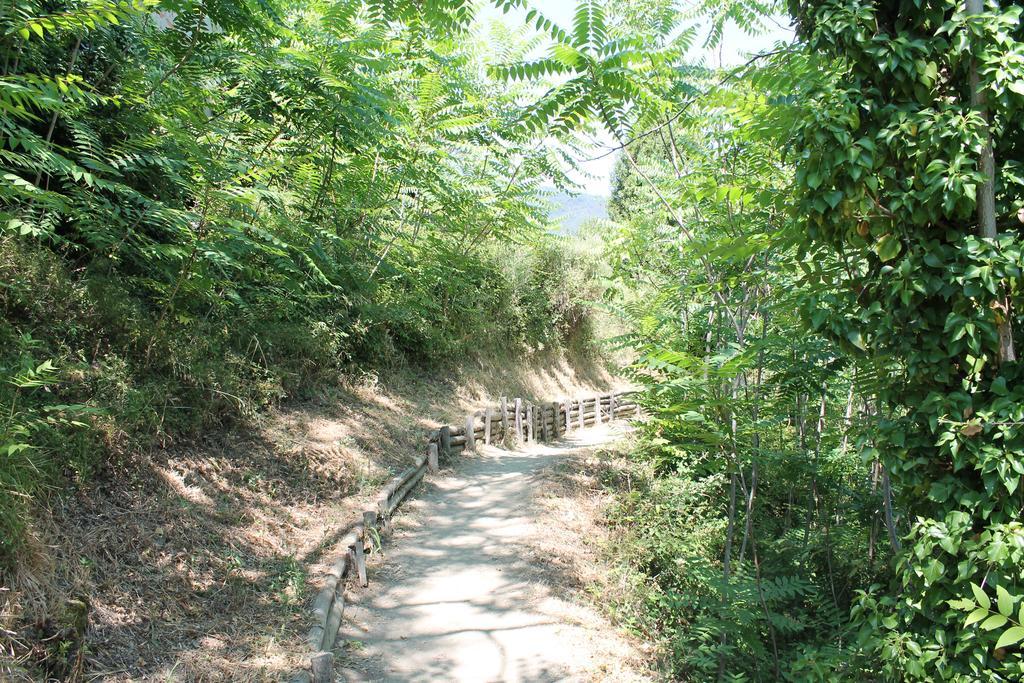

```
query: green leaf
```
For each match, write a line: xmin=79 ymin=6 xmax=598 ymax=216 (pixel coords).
xmin=947 ymin=598 xmax=976 ymax=611
xmin=1009 ymin=81 xmax=1024 ymax=96
xmin=995 ymin=626 xmax=1024 ymax=650
xmin=996 ymin=585 xmax=1014 ymax=617
xmin=807 ymin=169 xmax=822 ymax=190
xmin=965 ymin=608 xmax=989 ymax=627
xmin=875 ymin=234 xmax=902 ymax=262
xmin=972 ymin=583 xmax=991 ymax=610
xmin=981 ymin=614 xmax=1007 ymax=631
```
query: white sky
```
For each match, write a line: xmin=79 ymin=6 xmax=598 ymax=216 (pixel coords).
xmin=475 ymin=1 xmax=794 ymax=197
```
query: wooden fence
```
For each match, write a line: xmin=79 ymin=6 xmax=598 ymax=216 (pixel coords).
xmin=293 ymin=390 xmax=639 ymax=683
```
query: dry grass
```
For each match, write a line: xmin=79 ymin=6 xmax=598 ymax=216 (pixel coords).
xmin=1 ymin=350 xmax=622 ymax=682
xmin=526 ymin=432 xmax=661 ymax=681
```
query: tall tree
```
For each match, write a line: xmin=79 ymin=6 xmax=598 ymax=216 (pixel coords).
xmin=788 ymin=0 xmax=1024 ymax=678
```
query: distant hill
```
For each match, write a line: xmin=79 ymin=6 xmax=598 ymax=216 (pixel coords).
xmin=546 ymin=191 xmax=608 ymax=234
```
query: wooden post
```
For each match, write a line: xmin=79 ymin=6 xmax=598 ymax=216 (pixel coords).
xmin=311 ymin=651 xmax=334 ymax=683
xmin=526 ymin=404 xmax=534 ymax=443
xmin=541 ymin=405 xmax=550 ymax=442
xmin=500 ymin=396 xmax=509 ymax=437
xmin=353 ymin=539 xmax=368 ymax=587
xmin=484 ymin=407 xmax=493 ymax=445
xmin=610 ymin=393 xmax=617 ymax=419
xmin=427 ymin=442 xmax=439 ymax=473
xmin=466 ymin=414 xmax=476 ymax=452
xmin=595 ymin=395 xmax=603 ymax=423
xmin=440 ymin=426 xmax=451 ymax=457
xmin=514 ymin=398 xmax=523 ymax=441
xmin=578 ymin=398 xmax=585 ymax=430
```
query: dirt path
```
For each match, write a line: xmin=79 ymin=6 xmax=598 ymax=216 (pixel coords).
xmin=337 ymin=423 xmax=648 ymax=682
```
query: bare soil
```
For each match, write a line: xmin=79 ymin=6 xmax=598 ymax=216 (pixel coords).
xmin=1 ymin=352 xmax=621 ymax=682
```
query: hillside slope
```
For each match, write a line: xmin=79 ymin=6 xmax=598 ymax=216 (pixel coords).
xmin=1 ymin=353 xmax=622 ymax=682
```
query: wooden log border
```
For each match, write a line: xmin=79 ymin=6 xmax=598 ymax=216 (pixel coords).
xmin=290 ymin=390 xmax=641 ymax=682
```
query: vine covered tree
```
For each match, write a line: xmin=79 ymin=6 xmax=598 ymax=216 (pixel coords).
xmin=789 ymin=0 xmax=1024 ymax=677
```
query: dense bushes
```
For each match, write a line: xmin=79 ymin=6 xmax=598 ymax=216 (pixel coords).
xmin=605 ymin=386 xmax=888 ymax=680
xmin=0 ymin=0 xmax=603 ymax=575
xmin=554 ymin=0 xmax=1024 ymax=678
xmin=583 ymin=27 xmax=894 ymax=678
xmin=0 ymin=231 xmax=601 ymax=570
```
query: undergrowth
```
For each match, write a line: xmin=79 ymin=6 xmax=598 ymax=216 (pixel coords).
xmin=601 ymin=427 xmax=888 ymax=681
xmin=0 ymin=0 xmax=614 ymax=588
xmin=0 ymin=231 xmax=605 ymax=577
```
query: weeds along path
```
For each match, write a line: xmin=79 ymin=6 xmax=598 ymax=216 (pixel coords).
xmin=337 ymin=423 xmax=647 ymax=682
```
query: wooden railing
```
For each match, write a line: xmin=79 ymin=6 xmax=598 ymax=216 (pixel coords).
xmin=293 ymin=390 xmax=639 ymax=683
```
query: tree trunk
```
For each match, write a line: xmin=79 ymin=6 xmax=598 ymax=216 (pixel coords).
xmin=718 ymin=366 xmax=745 ymax=680
xmin=739 ymin=312 xmax=767 ymax=564
xmin=882 ymin=464 xmax=901 ymax=552
xmin=967 ymin=0 xmax=1015 ymax=363
xmin=35 ymin=36 xmax=82 ymax=186
xmin=840 ymin=375 xmax=855 ymax=452
xmin=868 ymin=458 xmax=880 ymax=563
xmin=718 ymin=470 xmax=738 ymax=681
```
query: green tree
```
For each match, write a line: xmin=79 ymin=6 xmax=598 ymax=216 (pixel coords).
xmin=496 ymin=3 xmax=894 ymax=674
xmin=0 ymin=0 xmax=602 ymax=575
xmin=788 ymin=0 xmax=1024 ymax=678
